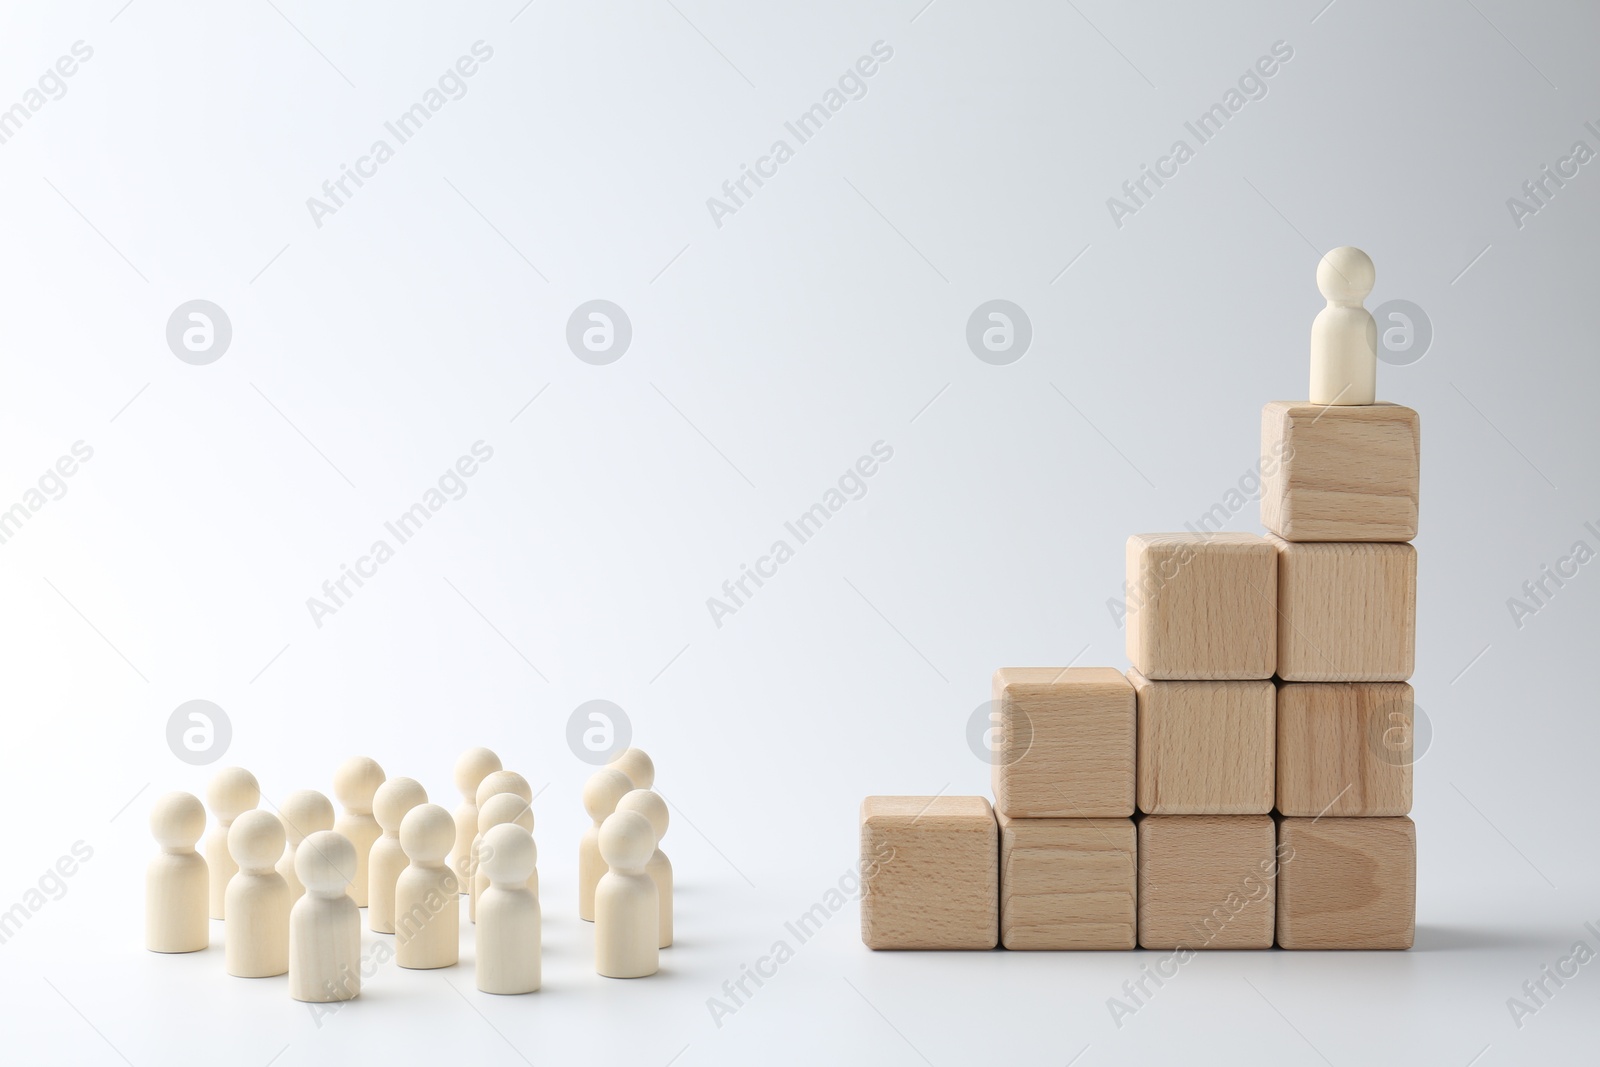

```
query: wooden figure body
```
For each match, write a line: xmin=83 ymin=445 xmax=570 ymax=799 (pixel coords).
xmin=204 ymin=766 xmax=259 ymax=920
xmin=276 ymin=789 xmax=334 ymax=906
xmin=473 ymin=792 xmax=535 ymax=923
xmin=396 ymin=803 xmax=458 ymax=969
xmin=476 ymin=823 xmax=540 ymax=994
xmin=290 ymin=830 xmax=361 ymax=1003
xmin=616 ymin=789 xmax=672 ymax=948
xmin=147 ymin=791 xmax=209 ymax=953
xmin=225 ymin=810 xmax=290 ymax=977
xmin=332 ymin=756 xmax=385 ymax=907
xmin=579 ymin=769 xmax=633 ymax=922
xmin=1309 ymin=246 xmax=1377 ymax=406
xmin=594 ymin=810 xmax=658 ymax=978
xmin=470 ymin=771 xmax=531 ymax=921
xmin=370 ymin=777 xmax=428 ymax=934
xmin=451 ymin=747 xmax=501 ymax=896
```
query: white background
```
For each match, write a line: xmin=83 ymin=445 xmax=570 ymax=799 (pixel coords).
xmin=1 ymin=1 xmax=1597 ymax=1064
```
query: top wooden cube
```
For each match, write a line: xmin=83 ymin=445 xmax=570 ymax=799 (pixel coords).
xmin=1125 ymin=533 xmax=1277 ymax=680
xmin=1260 ymin=401 xmax=1420 ymax=542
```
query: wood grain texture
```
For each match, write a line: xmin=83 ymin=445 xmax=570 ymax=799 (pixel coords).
xmin=1277 ymin=817 xmax=1415 ymax=949
xmin=1272 ymin=536 xmax=1416 ymax=682
xmin=860 ymin=796 xmax=997 ymax=950
xmin=1130 ymin=670 xmax=1274 ymax=815
xmin=1125 ymin=534 xmax=1277 ymax=680
xmin=1260 ymin=401 xmax=1420 ymax=543
xmin=1137 ymin=815 xmax=1277 ymax=949
xmin=991 ymin=668 xmax=1134 ymax=818
xmin=1276 ymin=682 xmax=1413 ymax=817
xmin=998 ymin=815 xmax=1135 ymax=950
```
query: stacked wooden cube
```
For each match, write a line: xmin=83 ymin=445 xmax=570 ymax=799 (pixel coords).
xmin=859 ymin=401 xmax=1420 ymax=951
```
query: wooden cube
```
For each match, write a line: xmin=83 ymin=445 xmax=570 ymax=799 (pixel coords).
xmin=998 ymin=814 xmax=1135 ymax=950
xmin=1260 ymin=401 xmax=1420 ymax=542
xmin=1277 ymin=682 xmax=1413 ymax=816
xmin=1137 ymin=815 xmax=1277 ymax=949
xmin=1125 ymin=533 xmax=1276 ymax=680
xmin=1130 ymin=670 xmax=1274 ymax=815
xmin=1273 ymin=537 xmax=1416 ymax=681
xmin=991 ymin=668 xmax=1134 ymax=819
xmin=1277 ymin=817 xmax=1416 ymax=949
xmin=859 ymin=796 xmax=997 ymax=949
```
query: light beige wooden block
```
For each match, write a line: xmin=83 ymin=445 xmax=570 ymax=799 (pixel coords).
xmin=1277 ymin=683 xmax=1413 ymax=816
xmin=1125 ymin=534 xmax=1277 ymax=680
xmin=1277 ymin=817 xmax=1415 ymax=949
xmin=859 ymin=796 xmax=997 ymax=950
xmin=1137 ymin=815 xmax=1277 ymax=949
xmin=1131 ymin=670 xmax=1274 ymax=815
xmin=1272 ymin=536 xmax=1416 ymax=682
xmin=997 ymin=814 xmax=1135 ymax=950
xmin=1261 ymin=401 xmax=1420 ymax=542
xmin=991 ymin=668 xmax=1134 ymax=819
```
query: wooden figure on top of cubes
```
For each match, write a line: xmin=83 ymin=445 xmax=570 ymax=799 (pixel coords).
xmin=396 ymin=803 xmax=458 ymax=969
xmin=369 ymin=777 xmax=428 ymax=934
xmin=290 ymin=829 xmax=361 ymax=1004
xmin=276 ymin=789 xmax=334 ymax=906
xmin=474 ymin=791 xmax=535 ymax=922
xmin=595 ymin=809 xmax=658 ymax=978
xmin=579 ymin=768 xmax=633 ymax=922
xmin=1309 ymin=245 xmax=1377 ymax=406
xmin=616 ymin=788 xmax=672 ymax=948
xmin=476 ymin=823 xmax=540 ymax=994
xmin=205 ymin=766 xmax=259 ymax=919
xmin=471 ymin=770 xmax=532 ymax=921
xmin=226 ymin=810 xmax=289 ymax=978
xmin=451 ymin=747 xmax=501 ymax=896
xmin=332 ymin=756 xmax=385 ymax=907
xmin=147 ymin=791 xmax=208 ymax=953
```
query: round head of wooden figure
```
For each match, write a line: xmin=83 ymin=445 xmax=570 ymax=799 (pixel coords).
xmin=373 ymin=777 xmax=428 ymax=834
xmin=399 ymin=804 xmax=455 ymax=865
xmin=478 ymin=791 xmax=533 ymax=834
xmin=608 ymin=747 xmax=655 ymax=790
xmin=296 ymin=830 xmax=357 ymax=896
xmin=480 ymin=823 xmax=536 ymax=886
xmin=151 ymin=791 xmax=206 ymax=851
xmin=615 ymin=789 xmax=668 ymax=844
xmin=332 ymin=757 xmax=385 ymax=815
xmin=582 ymin=769 xmax=634 ymax=824
xmin=475 ymin=770 xmax=532 ymax=808
xmin=453 ymin=747 xmax=502 ymax=800
xmin=278 ymin=789 xmax=334 ymax=846
xmin=1316 ymin=246 xmax=1374 ymax=306
xmin=598 ymin=810 xmax=655 ymax=873
xmin=229 ymin=809 xmax=286 ymax=873
xmin=206 ymin=767 xmax=260 ymax=822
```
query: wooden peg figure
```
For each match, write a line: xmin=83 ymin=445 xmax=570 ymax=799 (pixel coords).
xmin=451 ymin=747 xmax=502 ymax=896
xmin=476 ymin=823 xmax=540 ymax=994
xmin=395 ymin=803 xmax=458 ymax=969
xmin=608 ymin=747 xmax=655 ymax=790
xmin=616 ymin=789 xmax=673 ymax=948
xmin=1309 ymin=246 xmax=1378 ymax=406
xmin=147 ymin=791 xmax=209 ymax=953
xmin=369 ymin=777 xmax=428 ymax=934
xmin=332 ymin=756 xmax=385 ymax=907
xmin=594 ymin=809 xmax=659 ymax=978
xmin=276 ymin=789 xmax=334 ymax=905
xmin=470 ymin=770 xmax=531 ymax=918
xmin=204 ymin=766 xmax=259 ymax=920
xmin=225 ymin=810 xmax=290 ymax=978
xmin=579 ymin=768 xmax=634 ymax=922
xmin=290 ymin=830 xmax=361 ymax=1003
xmin=473 ymin=791 xmax=535 ymax=923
